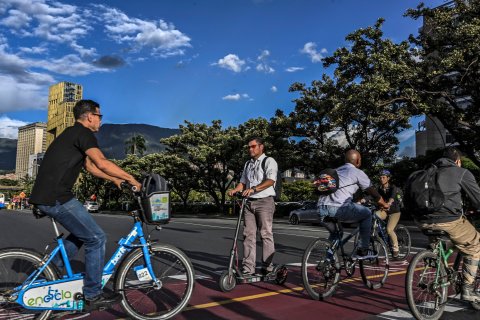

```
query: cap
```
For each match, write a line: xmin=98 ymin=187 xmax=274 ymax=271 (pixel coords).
xmin=380 ymin=169 xmax=391 ymax=176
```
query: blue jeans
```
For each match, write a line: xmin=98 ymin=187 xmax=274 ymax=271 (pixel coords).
xmin=37 ymin=198 xmax=106 ymax=299
xmin=318 ymin=202 xmax=372 ymax=249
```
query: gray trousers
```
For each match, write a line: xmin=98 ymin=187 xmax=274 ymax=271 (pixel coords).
xmin=242 ymin=197 xmax=276 ymax=273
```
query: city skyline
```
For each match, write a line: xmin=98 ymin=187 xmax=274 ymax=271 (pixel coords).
xmin=0 ymin=0 xmax=446 ymax=156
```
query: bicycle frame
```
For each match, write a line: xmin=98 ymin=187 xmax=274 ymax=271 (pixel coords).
xmin=432 ymin=239 xmax=462 ymax=290
xmin=16 ymin=215 xmax=159 ymax=311
xmin=324 ymin=221 xmax=360 ymax=263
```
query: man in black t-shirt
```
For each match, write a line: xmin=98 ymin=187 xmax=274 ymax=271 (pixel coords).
xmin=30 ymin=99 xmax=141 ymax=310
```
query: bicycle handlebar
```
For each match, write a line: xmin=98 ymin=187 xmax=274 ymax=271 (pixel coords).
xmin=120 ymin=181 xmax=139 ymax=193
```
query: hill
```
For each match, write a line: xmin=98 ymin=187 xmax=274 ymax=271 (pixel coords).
xmin=0 ymin=138 xmax=17 ymax=171
xmin=96 ymin=123 xmax=180 ymax=159
xmin=0 ymin=124 xmax=180 ymax=170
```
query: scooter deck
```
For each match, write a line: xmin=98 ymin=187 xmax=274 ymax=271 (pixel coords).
xmin=237 ymin=272 xmax=278 ymax=284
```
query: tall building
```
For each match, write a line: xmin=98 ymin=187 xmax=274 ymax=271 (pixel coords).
xmin=415 ymin=116 xmax=454 ymax=157
xmin=46 ymin=81 xmax=83 ymax=147
xmin=15 ymin=122 xmax=47 ymax=179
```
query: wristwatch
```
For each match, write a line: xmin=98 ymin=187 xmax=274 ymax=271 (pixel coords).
xmin=252 ymin=186 xmax=257 ymax=193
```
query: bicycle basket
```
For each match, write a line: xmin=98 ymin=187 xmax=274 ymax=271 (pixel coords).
xmin=140 ymin=173 xmax=170 ymax=225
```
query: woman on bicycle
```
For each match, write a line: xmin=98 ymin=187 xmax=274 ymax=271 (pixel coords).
xmin=376 ymin=170 xmax=402 ymax=259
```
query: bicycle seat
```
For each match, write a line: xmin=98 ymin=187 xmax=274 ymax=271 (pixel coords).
xmin=32 ymin=206 xmax=47 ymax=219
xmin=322 ymin=216 xmax=339 ymax=223
xmin=421 ymin=229 xmax=449 ymax=237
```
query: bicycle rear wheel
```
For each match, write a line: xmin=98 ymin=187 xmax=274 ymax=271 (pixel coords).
xmin=395 ymin=224 xmax=411 ymax=260
xmin=301 ymin=238 xmax=340 ymax=300
xmin=115 ymin=244 xmax=195 ymax=320
xmin=406 ymin=250 xmax=447 ymax=320
xmin=0 ymin=248 xmax=58 ymax=320
xmin=359 ymin=238 xmax=389 ymax=289
xmin=471 ymin=268 xmax=480 ymax=310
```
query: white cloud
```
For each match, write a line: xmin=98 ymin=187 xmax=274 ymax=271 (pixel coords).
xmin=0 ymin=115 xmax=29 ymax=139
xmin=99 ymin=5 xmax=191 ymax=57
xmin=301 ymin=42 xmax=327 ymax=63
xmin=256 ymin=49 xmax=274 ymax=73
xmin=213 ymin=54 xmax=246 ymax=73
xmin=222 ymin=93 xmax=252 ymax=101
xmin=34 ymin=54 xmax=109 ymax=76
xmin=19 ymin=46 xmax=47 ymax=54
xmin=0 ymin=0 xmax=91 ymax=44
xmin=285 ymin=66 xmax=304 ymax=72
xmin=0 ymin=75 xmax=48 ymax=112
xmin=271 ymin=85 xmax=277 ymax=92
xmin=397 ymin=128 xmax=415 ymax=143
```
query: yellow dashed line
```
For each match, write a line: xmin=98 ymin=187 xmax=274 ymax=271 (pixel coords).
xmin=185 ymin=267 xmax=409 ymax=311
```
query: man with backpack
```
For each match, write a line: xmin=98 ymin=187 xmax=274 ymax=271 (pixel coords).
xmin=228 ymin=137 xmax=278 ymax=275
xmin=316 ymin=150 xmax=390 ymax=259
xmin=406 ymin=147 xmax=480 ymax=302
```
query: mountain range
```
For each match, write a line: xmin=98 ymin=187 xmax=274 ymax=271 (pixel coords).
xmin=0 ymin=124 xmax=180 ymax=171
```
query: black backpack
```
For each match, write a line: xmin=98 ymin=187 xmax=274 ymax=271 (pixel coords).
xmin=404 ymin=164 xmax=445 ymax=217
xmin=243 ymin=157 xmax=282 ymax=201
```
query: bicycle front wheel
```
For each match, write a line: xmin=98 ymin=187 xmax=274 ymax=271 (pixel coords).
xmin=359 ymin=238 xmax=389 ymax=289
xmin=406 ymin=250 xmax=447 ymax=320
xmin=395 ymin=224 xmax=411 ymax=260
xmin=301 ymin=238 xmax=340 ymax=300
xmin=0 ymin=248 xmax=58 ymax=320
xmin=115 ymin=244 xmax=195 ymax=320
xmin=470 ymin=267 xmax=480 ymax=310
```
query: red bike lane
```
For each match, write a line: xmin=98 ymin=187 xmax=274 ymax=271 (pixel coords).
xmin=81 ymin=260 xmax=410 ymax=320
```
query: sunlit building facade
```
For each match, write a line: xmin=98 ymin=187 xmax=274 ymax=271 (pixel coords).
xmin=46 ymin=82 xmax=83 ymax=147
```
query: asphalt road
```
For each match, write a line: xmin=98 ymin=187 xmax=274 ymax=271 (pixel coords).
xmin=0 ymin=209 xmax=478 ymax=320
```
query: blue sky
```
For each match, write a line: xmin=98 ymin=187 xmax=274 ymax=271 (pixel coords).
xmin=0 ymin=0 xmax=446 ymax=156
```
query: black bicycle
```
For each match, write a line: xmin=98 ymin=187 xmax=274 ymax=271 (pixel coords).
xmin=301 ymin=215 xmax=389 ymax=300
xmin=354 ymin=209 xmax=411 ymax=261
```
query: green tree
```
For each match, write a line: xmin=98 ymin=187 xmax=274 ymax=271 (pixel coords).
xmin=142 ymin=153 xmax=200 ymax=207
xmin=125 ymin=134 xmax=147 ymax=157
xmin=406 ymin=1 xmax=480 ymax=165
xmin=282 ymin=180 xmax=317 ymax=202
xmin=161 ymin=120 xmax=243 ymax=212
xmin=281 ymin=19 xmax=420 ymax=175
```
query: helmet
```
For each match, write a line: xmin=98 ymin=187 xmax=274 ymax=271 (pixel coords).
xmin=380 ymin=169 xmax=391 ymax=177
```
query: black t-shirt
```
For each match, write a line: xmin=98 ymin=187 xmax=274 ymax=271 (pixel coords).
xmin=30 ymin=122 xmax=99 ymax=205
xmin=377 ymin=184 xmax=401 ymax=214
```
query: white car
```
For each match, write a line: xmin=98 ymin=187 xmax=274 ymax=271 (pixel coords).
xmin=288 ymin=201 xmax=319 ymax=225
xmin=84 ymin=201 xmax=99 ymax=213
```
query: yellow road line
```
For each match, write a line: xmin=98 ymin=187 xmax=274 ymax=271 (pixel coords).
xmin=185 ymin=267 xmax=409 ymax=311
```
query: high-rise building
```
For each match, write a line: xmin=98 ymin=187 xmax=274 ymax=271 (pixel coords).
xmin=46 ymin=81 xmax=83 ymax=147
xmin=15 ymin=122 xmax=47 ymax=179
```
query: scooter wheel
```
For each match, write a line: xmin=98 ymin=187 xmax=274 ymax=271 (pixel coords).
xmin=219 ymin=270 xmax=237 ymax=292
xmin=274 ymin=265 xmax=288 ymax=285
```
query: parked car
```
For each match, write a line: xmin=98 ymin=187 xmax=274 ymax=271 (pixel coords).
xmin=84 ymin=201 xmax=99 ymax=213
xmin=288 ymin=201 xmax=319 ymax=225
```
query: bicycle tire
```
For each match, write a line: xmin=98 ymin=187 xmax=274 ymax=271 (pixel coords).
xmin=360 ymin=237 xmax=389 ymax=289
xmin=406 ymin=250 xmax=447 ymax=320
xmin=395 ymin=224 xmax=411 ymax=260
xmin=0 ymin=248 xmax=58 ymax=320
xmin=115 ymin=243 xmax=195 ymax=320
xmin=301 ymin=238 xmax=340 ymax=300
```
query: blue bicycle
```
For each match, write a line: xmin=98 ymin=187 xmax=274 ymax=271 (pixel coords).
xmin=0 ymin=182 xmax=195 ymax=319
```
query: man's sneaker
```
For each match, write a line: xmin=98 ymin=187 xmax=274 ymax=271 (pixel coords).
xmin=85 ymin=292 xmax=122 ymax=311
xmin=392 ymin=250 xmax=400 ymax=260
xmin=241 ymin=268 xmax=255 ymax=277
xmin=461 ymin=284 xmax=480 ymax=302
xmin=353 ymin=248 xmax=378 ymax=260
xmin=260 ymin=266 xmax=274 ymax=276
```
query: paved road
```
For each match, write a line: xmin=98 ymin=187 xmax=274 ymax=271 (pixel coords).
xmin=0 ymin=209 xmax=478 ymax=319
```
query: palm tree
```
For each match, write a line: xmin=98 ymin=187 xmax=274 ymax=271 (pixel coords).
xmin=124 ymin=133 xmax=147 ymax=156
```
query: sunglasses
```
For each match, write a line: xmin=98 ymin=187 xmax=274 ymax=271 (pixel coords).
xmin=91 ymin=113 xmax=103 ymax=120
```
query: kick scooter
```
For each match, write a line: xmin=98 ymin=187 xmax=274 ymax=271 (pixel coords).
xmin=218 ymin=193 xmax=288 ymax=292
